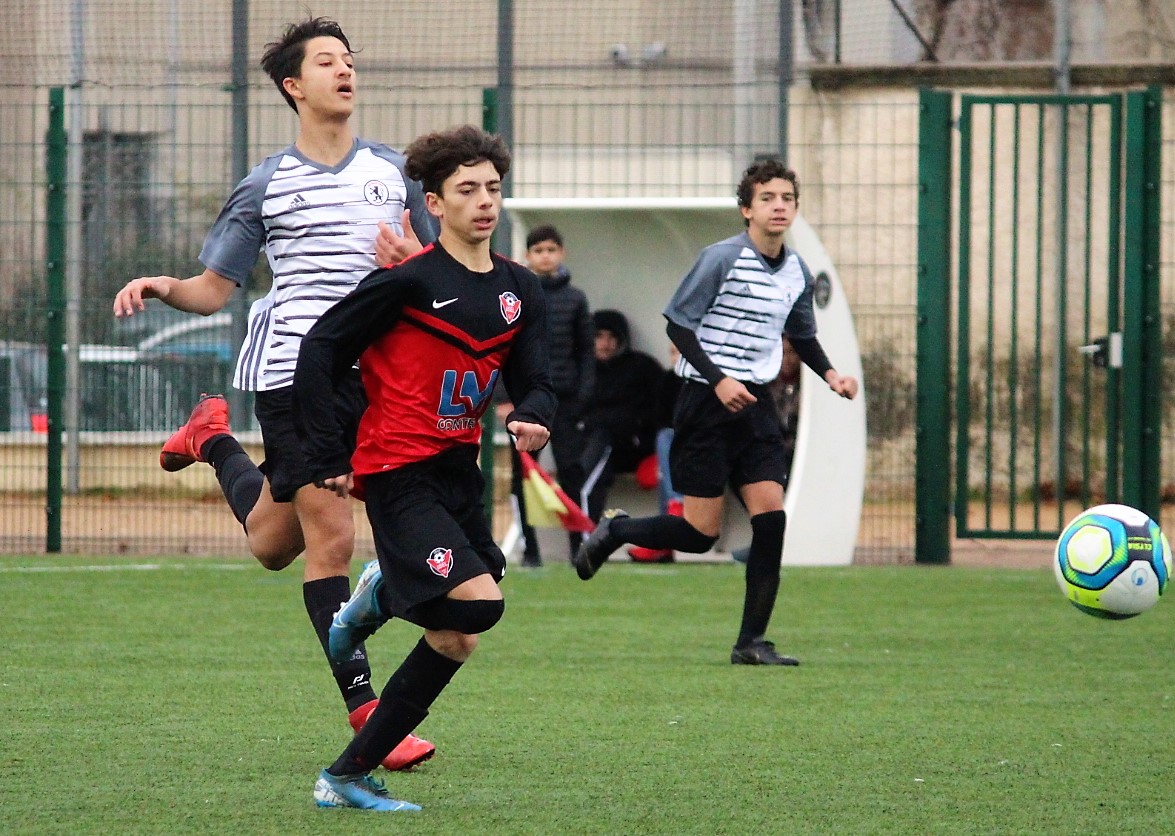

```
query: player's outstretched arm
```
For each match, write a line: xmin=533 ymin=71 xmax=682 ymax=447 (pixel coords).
xmin=113 ymin=268 xmax=236 ymax=318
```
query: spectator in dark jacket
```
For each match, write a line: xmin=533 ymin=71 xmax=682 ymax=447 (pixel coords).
xmin=497 ymin=224 xmax=595 ymax=565
xmin=579 ymin=308 xmax=664 ymax=525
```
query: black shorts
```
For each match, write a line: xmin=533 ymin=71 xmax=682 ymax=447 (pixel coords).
xmin=253 ymin=370 xmax=366 ymax=503
xmin=669 ymin=379 xmax=788 ymax=498
xmin=362 ymin=445 xmax=505 ymax=622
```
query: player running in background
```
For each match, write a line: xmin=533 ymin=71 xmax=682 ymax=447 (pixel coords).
xmin=294 ymin=124 xmax=556 ymax=811
xmin=573 ymin=159 xmax=858 ymax=666
xmin=112 ymin=17 xmax=436 ymax=769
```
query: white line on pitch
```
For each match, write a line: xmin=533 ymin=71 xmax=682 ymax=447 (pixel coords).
xmin=0 ymin=563 xmax=250 ymax=573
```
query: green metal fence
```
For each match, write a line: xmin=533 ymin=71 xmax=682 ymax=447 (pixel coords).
xmin=2 ymin=86 xmax=925 ymax=559
xmin=956 ymin=93 xmax=1129 ymax=538
xmin=917 ymin=87 xmax=1166 ymax=560
xmin=2 ymin=11 xmax=1173 ymax=562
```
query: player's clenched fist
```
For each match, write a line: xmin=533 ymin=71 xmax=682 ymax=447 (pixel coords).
xmin=507 ymin=420 xmax=550 ymax=452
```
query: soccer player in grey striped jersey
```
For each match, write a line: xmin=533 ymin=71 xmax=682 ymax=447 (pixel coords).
xmin=112 ymin=17 xmax=437 ymax=769
xmin=573 ymin=159 xmax=859 ymax=666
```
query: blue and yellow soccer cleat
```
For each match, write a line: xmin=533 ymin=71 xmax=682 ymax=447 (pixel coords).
xmin=328 ymin=560 xmax=389 ymax=663
xmin=313 ymin=769 xmax=421 ymax=812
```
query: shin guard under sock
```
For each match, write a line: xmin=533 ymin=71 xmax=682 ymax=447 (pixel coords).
xmin=736 ymin=510 xmax=787 ymax=647
xmin=304 ymin=577 xmax=378 ymax=712
xmin=330 ymin=637 xmax=463 ymax=775
xmin=202 ymin=435 xmax=263 ymax=526
xmin=611 ymin=514 xmax=718 ymax=553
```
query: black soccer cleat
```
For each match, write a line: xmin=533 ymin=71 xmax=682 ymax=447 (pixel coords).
xmin=573 ymin=509 xmax=629 ymax=580
xmin=730 ymin=638 xmax=800 ymax=666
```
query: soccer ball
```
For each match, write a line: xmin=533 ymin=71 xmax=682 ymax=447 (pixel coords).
xmin=1054 ymin=503 xmax=1171 ymax=619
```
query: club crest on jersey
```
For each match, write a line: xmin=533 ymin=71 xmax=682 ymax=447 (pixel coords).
xmin=364 ymin=180 xmax=390 ymax=206
xmin=499 ymin=292 xmax=522 ymax=324
xmin=426 ymin=547 xmax=454 ymax=578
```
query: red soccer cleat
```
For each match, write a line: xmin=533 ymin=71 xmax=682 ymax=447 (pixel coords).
xmin=348 ymin=699 xmax=437 ymax=771
xmin=159 ymin=393 xmax=231 ymax=472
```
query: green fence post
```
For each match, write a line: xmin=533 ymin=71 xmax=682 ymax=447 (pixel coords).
xmin=915 ymin=87 xmax=953 ymax=564
xmin=0 ymin=357 xmax=9 ymax=431
xmin=479 ymin=86 xmax=499 ymax=523
xmin=1122 ymin=87 xmax=1163 ymax=520
xmin=1141 ymin=85 xmax=1163 ymax=522
xmin=45 ymin=88 xmax=67 ymax=553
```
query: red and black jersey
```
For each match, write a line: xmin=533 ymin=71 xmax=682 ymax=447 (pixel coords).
xmin=293 ymin=242 xmax=557 ymax=490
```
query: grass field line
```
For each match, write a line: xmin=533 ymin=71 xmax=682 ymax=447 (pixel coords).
xmin=0 ymin=561 xmax=250 ymax=573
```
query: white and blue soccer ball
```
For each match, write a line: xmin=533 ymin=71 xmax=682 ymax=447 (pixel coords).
xmin=1054 ymin=503 xmax=1171 ymax=620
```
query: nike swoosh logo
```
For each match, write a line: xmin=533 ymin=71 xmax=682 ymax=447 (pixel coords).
xmin=432 ymin=298 xmax=458 ymax=309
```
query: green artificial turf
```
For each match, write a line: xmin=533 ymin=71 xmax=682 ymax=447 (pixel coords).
xmin=2 ymin=556 xmax=1172 ymax=834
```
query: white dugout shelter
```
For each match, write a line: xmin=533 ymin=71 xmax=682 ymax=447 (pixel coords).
xmin=505 ymin=198 xmax=866 ymax=566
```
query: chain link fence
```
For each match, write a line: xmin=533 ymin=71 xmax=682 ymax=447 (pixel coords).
xmin=3 ymin=1 xmax=1174 ymax=559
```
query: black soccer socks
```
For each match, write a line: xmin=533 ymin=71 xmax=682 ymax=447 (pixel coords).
xmin=330 ymin=637 xmax=462 ymax=775
xmin=736 ymin=510 xmax=787 ymax=647
xmin=202 ymin=435 xmax=263 ymax=526
xmin=304 ymin=576 xmax=378 ymax=712
xmin=611 ymin=513 xmax=718 ymax=553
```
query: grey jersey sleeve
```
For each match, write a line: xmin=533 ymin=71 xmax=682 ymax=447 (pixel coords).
xmin=662 ymin=239 xmax=739 ymax=327
xmin=782 ymin=253 xmax=819 ymax=340
xmin=198 ymin=154 xmax=282 ymax=285
xmin=370 ymin=144 xmax=438 ymax=246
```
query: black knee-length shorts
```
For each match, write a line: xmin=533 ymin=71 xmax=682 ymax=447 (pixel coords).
xmin=252 ymin=370 xmax=366 ymax=503
xmin=361 ymin=444 xmax=506 ymax=622
xmin=669 ymin=379 xmax=789 ymax=498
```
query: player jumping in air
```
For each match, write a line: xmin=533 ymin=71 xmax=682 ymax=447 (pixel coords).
xmin=112 ymin=17 xmax=437 ymax=770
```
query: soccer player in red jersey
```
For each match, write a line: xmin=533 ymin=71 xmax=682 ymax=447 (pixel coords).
xmin=294 ymin=125 xmax=556 ymax=811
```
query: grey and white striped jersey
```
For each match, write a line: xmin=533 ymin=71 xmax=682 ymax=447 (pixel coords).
xmin=199 ymin=139 xmax=434 ymax=392
xmin=663 ymin=231 xmax=818 ymax=385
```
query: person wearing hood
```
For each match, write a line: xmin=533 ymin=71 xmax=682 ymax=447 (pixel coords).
xmin=578 ymin=308 xmax=665 ymax=526
xmin=497 ymin=224 xmax=596 ymax=565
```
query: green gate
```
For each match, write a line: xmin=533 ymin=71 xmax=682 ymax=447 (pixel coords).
xmin=916 ymin=88 xmax=1163 ymax=562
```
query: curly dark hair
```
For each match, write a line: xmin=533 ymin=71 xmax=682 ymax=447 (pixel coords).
xmin=260 ymin=17 xmax=353 ymax=113
xmin=404 ymin=125 xmax=512 ymax=196
xmin=736 ymin=158 xmax=801 ymax=217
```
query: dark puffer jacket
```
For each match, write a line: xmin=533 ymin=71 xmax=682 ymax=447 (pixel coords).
xmin=539 ymin=267 xmax=595 ymax=408
xmin=589 ymin=308 xmax=664 ymax=471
